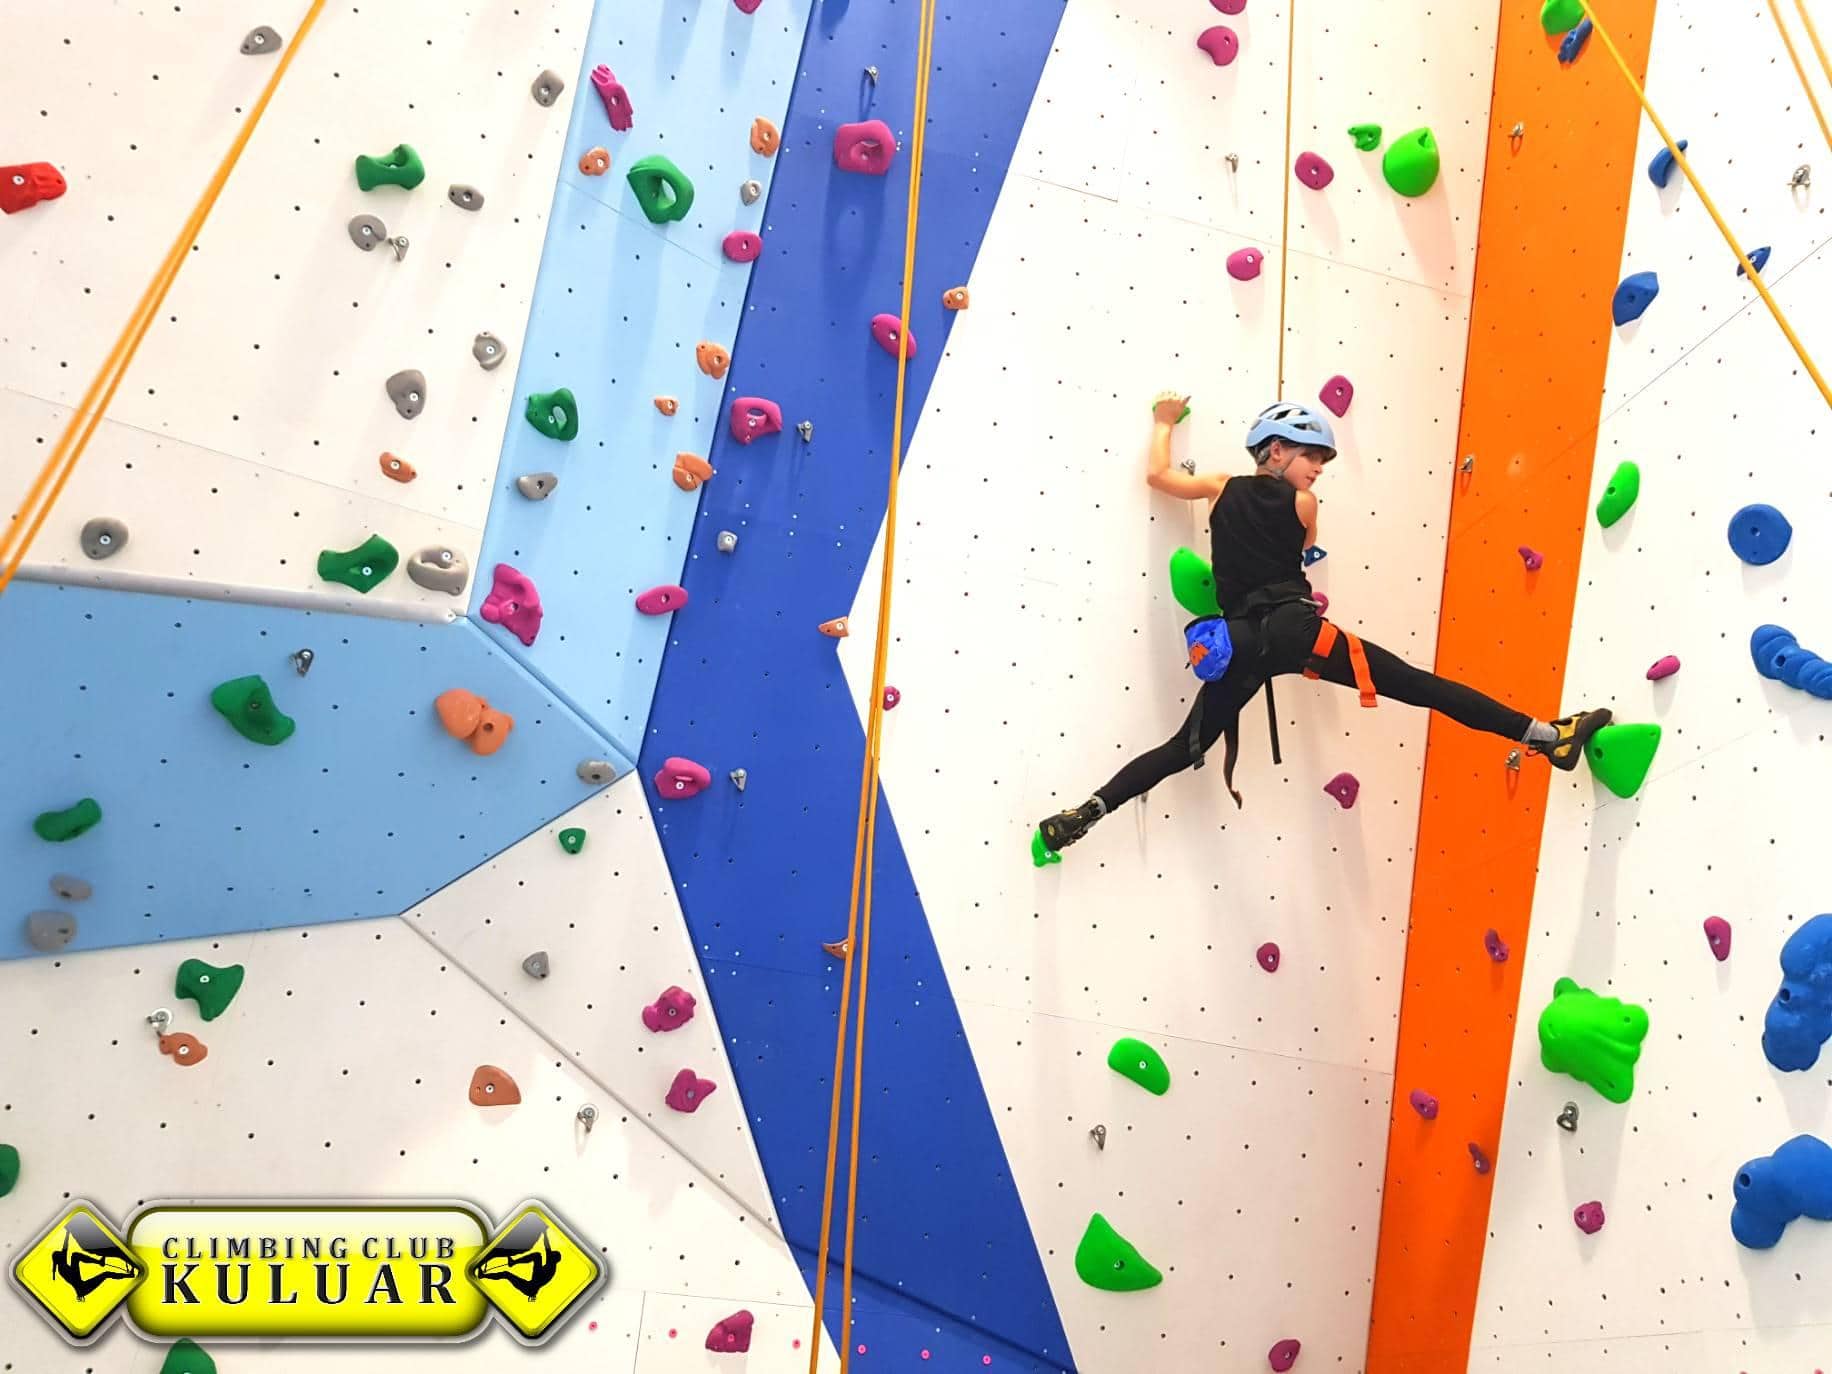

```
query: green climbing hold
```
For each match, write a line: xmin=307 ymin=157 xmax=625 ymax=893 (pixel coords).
xmin=626 ymin=154 xmax=695 ymax=224
xmin=1595 ymin=460 xmax=1640 ymax=528
xmin=34 ymin=798 xmax=101 ymax=842
xmin=1584 ymin=721 xmax=1661 ymax=799
xmin=1074 ymin=1213 xmax=1163 ymax=1292
xmin=1168 ymin=547 xmax=1222 ymax=619
xmin=354 ymin=143 xmax=425 ymax=191
xmin=1382 ymin=127 xmax=1441 ymax=198
xmin=1540 ymin=0 xmax=1584 ymax=33
xmin=1537 ymin=976 xmax=1648 ymax=1102
xmin=1108 ymin=1036 xmax=1170 ymax=1095
xmin=0 ymin=1143 xmax=19 ymax=1197
xmin=1348 ymin=122 xmax=1383 ymax=151
xmin=317 ymin=534 xmax=399 ymax=594
xmin=176 ymin=958 xmax=246 ymax=1022
xmin=1030 ymin=827 xmax=1062 ymax=868
xmin=160 ymin=1338 xmax=218 ymax=1374
xmin=525 ymin=387 xmax=580 ymax=442
xmin=558 ymin=827 xmax=587 ymax=855
xmin=210 ymin=675 xmax=295 ymax=746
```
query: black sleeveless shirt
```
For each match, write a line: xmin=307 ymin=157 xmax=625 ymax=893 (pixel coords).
xmin=1209 ymin=474 xmax=1311 ymax=609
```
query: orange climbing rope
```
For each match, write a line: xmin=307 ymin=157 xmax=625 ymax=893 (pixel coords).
xmin=804 ymin=2 xmax=938 ymax=1370
xmin=1577 ymin=0 xmax=1832 ymax=410
xmin=1767 ymin=0 xmax=1832 ymax=154
xmin=0 ymin=1 xmax=328 ymax=599
xmin=1273 ymin=0 xmax=1297 ymax=395
xmin=1795 ymin=0 xmax=1832 ymax=101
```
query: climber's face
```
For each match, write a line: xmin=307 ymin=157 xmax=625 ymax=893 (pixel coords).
xmin=1269 ymin=440 xmax=1330 ymax=490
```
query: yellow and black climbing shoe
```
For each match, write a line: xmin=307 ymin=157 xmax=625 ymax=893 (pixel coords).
xmin=1037 ymin=800 xmax=1104 ymax=860
xmin=1532 ymin=708 xmax=1613 ymax=771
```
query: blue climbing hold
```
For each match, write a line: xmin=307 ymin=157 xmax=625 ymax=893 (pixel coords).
xmin=1302 ymin=545 xmax=1327 ymax=568
xmin=1763 ymin=913 xmax=1832 ymax=1071
xmin=1728 ymin=503 xmax=1792 ymax=565
xmin=1611 ymin=270 xmax=1659 ymax=325
xmin=1731 ymin=1135 xmax=1832 ymax=1248
xmin=1750 ymin=625 xmax=1832 ymax=699
xmin=1558 ymin=17 xmax=1593 ymax=63
xmin=1737 ymin=245 xmax=1772 ymax=277
xmin=1646 ymin=139 xmax=1688 ymax=189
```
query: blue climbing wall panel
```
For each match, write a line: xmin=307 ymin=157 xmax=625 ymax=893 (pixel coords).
xmin=1 ymin=582 xmax=625 ymax=960
xmin=468 ymin=0 xmax=813 ymax=758
xmin=642 ymin=0 xmax=1073 ymax=1368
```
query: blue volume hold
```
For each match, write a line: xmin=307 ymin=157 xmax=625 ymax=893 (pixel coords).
xmin=1611 ymin=270 xmax=1659 ymax=325
xmin=1732 ymin=1135 xmax=1832 ymax=1248
xmin=1646 ymin=138 xmax=1688 ymax=188
xmin=1728 ymin=502 xmax=1792 ymax=565
xmin=1302 ymin=545 xmax=1327 ymax=568
xmin=1738 ymin=245 xmax=1772 ymax=277
xmin=1558 ymin=16 xmax=1593 ymax=63
xmin=1750 ymin=625 xmax=1832 ymax=699
xmin=1763 ymin=913 xmax=1832 ymax=1071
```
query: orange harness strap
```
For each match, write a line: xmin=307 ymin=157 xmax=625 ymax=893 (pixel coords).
xmin=1305 ymin=620 xmax=1378 ymax=708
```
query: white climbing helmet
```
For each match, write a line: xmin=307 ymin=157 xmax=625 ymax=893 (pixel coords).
xmin=1245 ymin=401 xmax=1337 ymax=461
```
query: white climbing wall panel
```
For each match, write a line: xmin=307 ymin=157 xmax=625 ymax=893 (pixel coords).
xmin=0 ymin=920 xmax=836 ymax=1372
xmin=845 ymin=1 xmax=1501 ymax=1367
xmin=1471 ymin=2 xmax=1832 ymax=1367
xmin=0 ymin=0 xmax=588 ymax=610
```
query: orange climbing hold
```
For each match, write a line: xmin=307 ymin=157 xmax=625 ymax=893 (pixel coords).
xmin=822 ymin=938 xmax=851 ymax=958
xmin=435 ymin=688 xmax=515 ymax=756
xmin=470 ymin=706 xmax=513 ymax=757
xmin=379 ymin=452 xmax=416 ymax=483
xmin=654 ymin=396 xmax=679 ymax=416
xmin=819 ymin=617 xmax=849 ymax=638
xmin=159 ymin=1032 xmax=208 ymax=1067
xmin=750 ymin=116 xmax=780 ymax=157
xmin=673 ymin=452 xmax=714 ymax=491
xmin=578 ymin=146 xmax=611 ymax=177
xmin=942 ymin=286 xmax=970 ymax=310
xmin=695 ymin=342 xmax=730 ymax=379
xmin=468 ymin=1064 xmax=521 ymax=1106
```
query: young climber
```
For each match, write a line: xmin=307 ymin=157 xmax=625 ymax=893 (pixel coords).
xmin=1036 ymin=395 xmax=1611 ymax=856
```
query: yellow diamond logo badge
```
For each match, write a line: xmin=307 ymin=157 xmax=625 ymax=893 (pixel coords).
xmin=9 ymin=1202 xmax=147 ymax=1343
xmin=467 ymin=1201 xmax=604 ymax=1343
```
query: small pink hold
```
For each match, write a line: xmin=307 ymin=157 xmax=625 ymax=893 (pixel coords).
xmin=590 ymin=65 xmax=633 ymax=131
xmin=1408 ymin=1089 xmax=1438 ymax=1120
xmin=1647 ymin=654 xmax=1681 ymax=681
xmin=834 ymin=119 xmax=897 ymax=175
xmin=1518 ymin=546 xmax=1544 ymax=571
xmin=1226 ymin=247 xmax=1263 ymax=281
xmin=643 ymin=985 xmax=698 ymax=1032
xmin=733 ymin=0 xmax=763 ymax=12
xmin=705 ymin=1309 xmax=754 ymax=1353
xmin=1573 ymin=1200 xmax=1605 ymax=1234
xmin=871 ymin=312 xmax=916 ymax=359
xmin=1469 ymin=1142 xmax=1492 ymax=1175
xmin=1318 ymin=375 xmax=1353 ymax=417
xmin=1311 ymin=591 xmax=1329 ymax=614
xmin=654 ymin=756 xmax=712 ymax=799
xmin=1196 ymin=25 xmax=1239 ymax=66
xmin=1257 ymin=942 xmax=1280 ymax=972
xmin=883 ymin=686 xmax=901 ymax=710
xmin=1294 ymin=151 xmax=1335 ymax=189
xmin=1703 ymin=915 xmax=1732 ymax=961
xmin=729 ymin=396 xmax=783 ymax=444
xmin=1211 ymin=0 xmax=1247 ymax=11
xmin=1268 ymin=1338 xmax=1301 ymax=1372
xmin=1484 ymin=928 xmax=1510 ymax=963
xmin=479 ymin=562 xmax=544 ymax=646
xmin=666 ymin=1067 xmax=718 ymax=1113
xmin=722 ymin=230 xmax=763 ymax=263
xmin=635 ymin=584 xmax=688 ymax=615
xmin=1323 ymin=771 xmax=1359 ymax=809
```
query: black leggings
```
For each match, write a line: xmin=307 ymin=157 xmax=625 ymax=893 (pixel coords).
xmin=1095 ymin=603 xmax=1533 ymax=810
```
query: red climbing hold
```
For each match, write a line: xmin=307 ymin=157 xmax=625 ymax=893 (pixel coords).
xmin=1196 ymin=26 xmax=1239 ymax=65
xmin=590 ymin=65 xmax=633 ymax=131
xmin=833 ymin=119 xmax=897 ymax=175
xmin=1323 ymin=772 xmax=1359 ymax=809
xmin=0 ymin=162 xmax=67 ymax=214
xmin=479 ymin=563 xmax=543 ymax=647
xmin=1257 ymin=942 xmax=1280 ymax=972
xmin=643 ymin=985 xmax=697 ymax=1032
xmin=871 ymin=312 xmax=916 ymax=359
xmin=722 ymin=230 xmax=763 ymax=263
xmin=159 ymin=1032 xmax=208 ymax=1067
xmin=1408 ymin=1089 xmax=1438 ymax=1119
xmin=882 ymin=686 xmax=901 ymax=710
xmin=706 ymin=1310 xmax=754 ymax=1353
xmin=666 ymin=1068 xmax=717 ymax=1113
xmin=1312 ymin=591 xmax=1329 ymax=615
xmin=653 ymin=757 xmax=711 ymax=799
xmin=733 ymin=0 xmax=763 ymax=13
xmin=635 ymin=584 xmax=688 ymax=615
xmin=1518 ymin=546 xmax=1544 ymax=571
xmin=1647 ymin=654 xmax=1681 ymax=681
xmin=1268 ymin=1338 xmax=1301 ymax=1371
xmin=1294 ymin=151 xmax=1334 ymax=189
xmin=1211 ymin=0 xmax=1247 ymax=11
xmin=1573 ymin=1200 xmax=1605 ymax=1234
xmin=1703 ymin=915 xmax=1732 ymax=961
xmin=1226 ymin=248 xmax=1263 ymax=281
xmin=1318 ymin=375 xmax=1353 ymax=417
xmin=469 ymin=1064 xmax=521 ymax=1106
xmin=729 ymin=396 xmax=783 ymax=444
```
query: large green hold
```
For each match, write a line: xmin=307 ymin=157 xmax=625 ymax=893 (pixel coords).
xmin=1537 ymin=976 xmax=1649 ymax=1102
xmin=1168 ymin=547 xmax=1222 ymax=618
xmin=558 ymin=827 xmax=587 ymax=855
xmin=317 ymin=534 xmax=399 ymax=593
xmin=626 ymin=154 xmax=695 ymax=224
xmin=1595 ymin=460 xmax=1640 ymax=528
xmin=1382 ymin=127 xmax=1441 ymax=198
xmin=0 ymin=1142 xmax=19 ymax=1197
xmin=1585 ymin=722 xmax=1661 ymax=798
xmin=176 ymin=959 xmax=245 ymax=1022
xmin=1074 ymin=1213 xmax=1163 ymax=1292
xmin=34 ymin=798 xmax=101 ymax=842
xmin=160 ymin=1338 xmax=218 ymax=1374
xmin=525 ymin=387 xmax=580 ymax=441
xmin=354 ymin=143 xmax=424 ymax=191
xmin=1108 ymin=1037 xmax=1170 ymax=1095
xmin=1540 ymin=0 xmax=1585 ymax=33
xmin=210 ymin=676 xmax=294 ymax=746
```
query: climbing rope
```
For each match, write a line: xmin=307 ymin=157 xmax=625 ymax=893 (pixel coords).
xmin=1274 ymin=0 xmax=1297 ymax=395
xmin=1577 ymin=0 xmax=1832 ymax=410
xmin=805 ymin=2 xmax=938 ymax=1369
xmin=1796 ymin=0 xmax=1832 ymax=102
xmin=0 ymin=1 xmax=328 ymax=599
xmin=1768 ymin=0 xmax=1832 ymax=155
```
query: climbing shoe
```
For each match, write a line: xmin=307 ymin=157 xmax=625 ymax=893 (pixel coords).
xmin=1037 ymin=800 xmax=1104 ymax=858
xmin=1530 ymin=708 xmax=1612 ymax=771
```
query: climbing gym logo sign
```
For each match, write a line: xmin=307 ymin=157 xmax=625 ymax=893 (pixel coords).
xmin=9 ymin=1199 xmax=604 ymax=1348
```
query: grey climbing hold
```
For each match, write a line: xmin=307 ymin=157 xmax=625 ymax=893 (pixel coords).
xmin=472 ymin=332 xmax=507 ymax=371
xmin=729 ymin=768 xmax=747 ymax=791
xmin=385 ymin=369 xmax=426 ymax=420
xmin=49 ymin=875 xmax=91 ymax=902
xmin=797 ymin=420 xmax=813 ymax=442
xmin=530 ymin=69 xmax=565 ymax=107
xmin=291 ymin=648 xmax=314 ymax=675
xmin=577 ymin=759 xmax=616 ymax=785
xmin=389 ymin=234 xmax=410 ymax=261
xmin=716 ymin=530 xmax=738 ymax=554
xmin=240 ymin=24 xmax=282 ymax=55
xmin=447 ymin=183 xmax=484 ymax=212
xmin=516 ymin=472 xmax=558 ymax=500
xmin=25 ymin=911 xmax=76 ymax=952
xmin=740 ymin=179 xmax=763 ymax=205
xmin=78 ymin=516 xmax=128 ymax=561
xmin=522 ymin=951 xmax=551 ymax=979
xmin=347 ymin=214 xmax=388 ymax=251
xmin=1557 ymin=1101 xmax=1579 ymax=1132
xmin=406 ymin=545 xmax=470 ymax=596
xmin=1089 ymin=1124 xmax=1107 ymax=1150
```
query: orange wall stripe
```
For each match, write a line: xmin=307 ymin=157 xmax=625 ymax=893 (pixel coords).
xmin=1364 ymin=4 xmax=1658 ymax=1370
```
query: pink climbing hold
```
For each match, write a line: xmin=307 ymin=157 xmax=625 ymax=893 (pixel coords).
xmin=1196 ymin=26 xmax=1239 ymax=66
xmin=654 ymin=757 xmax=712 ymax=799
xmin=883 ymin=686 xmax=901 ymax=710
xmin=1468 ymin=1142 xmax=1492 ymax=1175
xmin=729 ymin=396 xmax=783 ymax=444
xmin=1647 ymin=654 xmax=1681 ymax=681
xmin=705 ymin=1310 xmax=754 ymax=1353
xmin=1518 ymin=546 xmax=1544 ymax=572
xmin=1268 ymin=1338 xmax=1301 ymax=1371
xmin=666 ymin=1067 xmax=718 ymax=1113
xmin=1703 ymin=915 xmax=1732 ymax=961
xmin=1484 ymin=928 xmax=1510 ymax=963
xmin=1257 ymin=942 xmax=1280 ymax=973
xmin=479 ymin=563 xmax=544 ymax=647
xmin=635 ymin=584 xmax=688 ymax=615
xmin=1323 ymin=772 xmax=1359 ymax=809
xmin=590 ymin=65 xmax=633 ymax=131
xmin=722 ymin=230 xmax=763 ymax=263
xmin=1312 ymin=591 xmax=1329 ymax=615
xmin=643 ymin=985 xmax=698 ymax=1032
xmin=1226 ymin=247 xmax=1263 ymax=281
xmin=871 ymin=312 xmax=916 ymax=359
xmin=1573 ymin=1200 xmax=1605 ymax=1235
xmin=833 ymin=119 xmax=897 ymax=175
xmin=1408 ymin=1089 xmax=1439 ymax=1120
xmin=1294 ymin=151 xmax=1335 ymax=189
xmin=732 ymin=0 xmax=763 ymax=13
xmin=1318 ymin=375 xmax=1354 ymax=417
xmin=1211 ymin=0 xmax=1247 ymax=11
